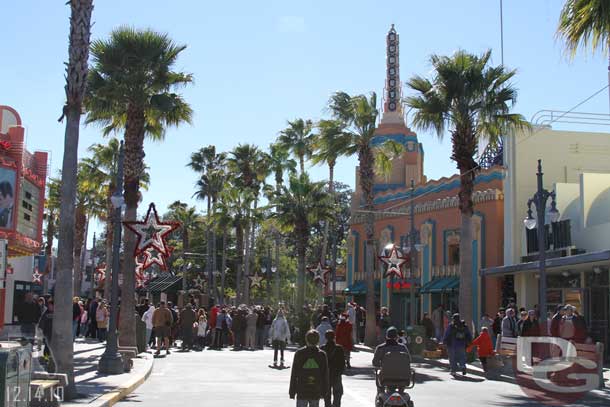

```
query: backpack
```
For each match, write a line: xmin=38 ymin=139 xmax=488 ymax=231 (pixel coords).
xmin=453 ymin=324 xmax=466 ymax=340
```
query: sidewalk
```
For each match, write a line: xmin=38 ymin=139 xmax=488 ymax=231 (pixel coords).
xmin=354 ymin=344 xmax=610 ymax=401
xmin=62 ymin=339 xmax=154 ymax=407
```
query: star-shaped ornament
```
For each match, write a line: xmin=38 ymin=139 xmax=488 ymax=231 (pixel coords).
xmin=379 ymin=246 xmax=408 ymax=279
xmin=140 ymin=248 xmax=168 ymax=271
xmin=307 ymin=262 xmax=330 ymax=285
xmin=32 ymin=268 xmax=42 ymax=284
xmin=249 ymin=271 xmax=264 ymax=288
xmin=123 ymin=203 xmax=181 ymax=257
xmin=193 ymin=275 xmax=206 ymax=288
xmin=135 ymin=270 xmax=149 ymax=289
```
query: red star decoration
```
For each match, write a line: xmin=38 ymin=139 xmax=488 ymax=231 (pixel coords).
xmin=135 ymin=270 xmax=149 ymax=289
xmin=306 ymin=262 xmax=331 ymax=285
xmin=123 ymin=203 xmax=181 ymax=257
xmin=378 ymin=245 xmax=408 ymax=279
xmin=139 ymin=247 xmax=168 ymax=271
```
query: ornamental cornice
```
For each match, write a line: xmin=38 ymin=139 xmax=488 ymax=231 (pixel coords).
xmin=350 ymin=188 xmax=503 ymax=225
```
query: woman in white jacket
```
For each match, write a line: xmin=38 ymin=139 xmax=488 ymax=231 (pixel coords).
xmin=141 ymin=305 xmax=156 ymax=348
xmin=269 ymin=310 xmax=290 ymax=367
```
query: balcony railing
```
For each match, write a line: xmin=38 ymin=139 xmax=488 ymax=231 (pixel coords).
xmin=431 ymin=264 xmax=459 ymax=278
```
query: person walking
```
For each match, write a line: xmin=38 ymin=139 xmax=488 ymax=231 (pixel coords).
xmin=88 ymin=297 xmax=99 ymax=339
xmin=256 ymin=307 xmax=266 ymax=350
xmin=246 ymin=308 xmax=258 ymax=351
xmin=501 ymin=308 xmax=518 ymax=338
xmin=320 ymin=330 xmax=345 ymax=407
xmin=71 ymin=297 xmax=82 ymax=340
xmin=232 ymin=306 xmax=246 ymax=350
xmin=96 ymin=302 xmax=109 ymax=342
xmin=346 ymin=302 xmax=357 ymax=345
xmin=316 ymin=317 xmax=333 ymax=347
xmin=270 ymin=309 xmax=291 ymax=367
xmin=442 ymin=313 xmax=472 ymax=376
xmin=377 ymin=307 xmax=391 ymax=343
xmin=180 ymin=304 xmax=197 ymax=351
xmin=334 ymin=314 xmax=353 ymax=369
xmin=466 ymin=327 xmax=494 ymax=372
xmin=196 ymin=310 xmax=208 ymax=350
xmin=431 ymin=305 xmax=444 ymax=340
xmin=289 ymin=329 xmax=329 ymax=407
xmin=141 ymin=304 xmax=155 ymax=348
xmin=152 ymin=301 xmax=173 ymax=356
xmin=213 ymin=308 xmax=227 ymax=349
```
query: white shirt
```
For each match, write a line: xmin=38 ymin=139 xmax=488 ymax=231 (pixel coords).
xmin=141 ymin=306 xmax=155 ymax=330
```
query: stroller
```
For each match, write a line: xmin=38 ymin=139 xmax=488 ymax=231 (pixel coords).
xmin=374 ymin=350 xmax=415 ymax=407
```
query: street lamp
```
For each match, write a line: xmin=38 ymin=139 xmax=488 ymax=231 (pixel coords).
xmin=523 ymin=159 xmax=559 ymax=324
xmin=332 ymin=257 xmax=343 ymax=312
xmin=271 ymin=266 xmax=278 ymax=305
xmin=89 ymin=232 xmax=96 ymax=300
xmin=406 ymin=179 xmax=423 ymax=326
xmin=98 ymin=141 xmax=125 ymax=374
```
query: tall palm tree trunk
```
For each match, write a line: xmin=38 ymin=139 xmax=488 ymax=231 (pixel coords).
xmin=320 ymin=163 xmax=335 ymax=264
xmin=243 ymin=222 xmax=251 ymax=304
xmin=220 ymin=229 xmax=227 ymax=305
xmin=359 ymin=147 xmax=378 ymax=347
xmin=53 ymin=0 xmax=93 ymax=399
xmin=43 ymin=211 xmax=55 ymax=294
xmin=73 ymin=208 xmax=86 ymax=296
xmin=119 ymin=105 xmax=145 ymax=348
xmin=235 ymin=223 xmax=244 ymax=303
xmin=206 ymin=196 xmax=212 ymax=298
xmin=457 ymin=165 xmax=476 ymax=328
xmin=295 ymin=236 xmax=307 ymax=309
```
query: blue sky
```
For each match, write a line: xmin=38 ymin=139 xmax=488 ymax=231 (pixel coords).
xmin=2 ymin=0 xmax=609 ymax=244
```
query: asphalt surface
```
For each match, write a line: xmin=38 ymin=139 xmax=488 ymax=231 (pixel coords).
xmin=118 ymin=345 xmax=608 ymax=407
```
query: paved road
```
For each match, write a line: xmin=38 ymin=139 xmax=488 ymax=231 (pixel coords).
xmin=118 ymin=345 xmax=607 ymax=407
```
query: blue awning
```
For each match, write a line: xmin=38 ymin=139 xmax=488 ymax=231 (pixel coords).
xmin=419 ymin=277 xmax=459 ymax=294
xmin=344 ymin=280 xmax=381 ymax=295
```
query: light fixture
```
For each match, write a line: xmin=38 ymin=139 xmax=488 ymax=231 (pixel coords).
xmin=262 ymin=267 xmax=267 ymax=274
xmin=336 ymin=258 xmax=343 ymax=265
xmin=110 ymin=193 xmax=124 ymax=209
xmin=593 ymin=267 xmax=602 ymax=275
xmin=271 ymin=266 xmax=277 ymax=273
xmin=384 ymin=243 xmax=395 ymax=251
xmin=415 ymin=243 xmax=424 ymax=252
xmin=524 ymin=207 xmax=536 ymax=230
xmin=402 ymin=246 xmax=411 ymax=254
xmin=561 ymin=270 xmax=570 ymax=277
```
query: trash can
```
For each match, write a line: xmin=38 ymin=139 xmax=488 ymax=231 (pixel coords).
xmin=0 ymin=341 xmax=32 ymax=407
xmin=405 ymin=325 xmax=426 ymax=356
xmin=136 ymin=318 xmax=146 ymax=354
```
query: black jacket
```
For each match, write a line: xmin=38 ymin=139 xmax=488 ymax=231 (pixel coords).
xmin=289 ymin=346 xmax=329 ymax=400
xmin=17 ymin=301 xmax=41 ymax=324
xmin=372 ymin=339 xmax=409 ymax=368
xmin=320 ymin=341 xmax=345 ymax=382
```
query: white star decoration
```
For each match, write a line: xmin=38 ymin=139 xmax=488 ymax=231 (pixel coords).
xmin=379 ymin=245 xmax=408 ymax=279
xmin=193 ymin=275 xmax=206 ymax=288
xmin=307 ymin=262 xmax=330 ymax=285
xmin=249 ymin=271 xmax=264 ymax=288
xmin=140 ymin=248 xmax=168 ymax=271
xmin=32 ymin=268 xmax=42 ymax=284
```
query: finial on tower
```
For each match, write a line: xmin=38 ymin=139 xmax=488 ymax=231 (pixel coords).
xmin=381 ymin=24 xmax=404 ymax=124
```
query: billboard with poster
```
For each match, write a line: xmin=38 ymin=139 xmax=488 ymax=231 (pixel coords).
xmin=0 ymin=167 xmax=16 ymax=230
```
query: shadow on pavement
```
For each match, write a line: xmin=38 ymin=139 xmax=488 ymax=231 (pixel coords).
xmin=487 ymin=393 xmax=606 ymax=407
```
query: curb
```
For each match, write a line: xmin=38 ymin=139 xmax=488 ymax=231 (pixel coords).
xmin=93 ymin=353 xmax=154 ymax=407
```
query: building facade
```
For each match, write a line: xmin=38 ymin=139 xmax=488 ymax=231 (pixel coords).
xmin=0 ymin=105 xmax=48 ymax=325
xmin=483 ymin=125 xmax=610 ymax=359
xmin=346 ymin=26 xmax=505 ymax=329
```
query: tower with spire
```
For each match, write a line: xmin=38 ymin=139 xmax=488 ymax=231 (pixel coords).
xmin=372 ymin=24 xmax=425 ymax=188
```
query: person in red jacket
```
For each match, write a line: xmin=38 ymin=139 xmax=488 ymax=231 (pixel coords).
xmin=335 ymin=314 xmax=353 ymax=369
xmin=466 ymin=326 xmax=494 ymax=371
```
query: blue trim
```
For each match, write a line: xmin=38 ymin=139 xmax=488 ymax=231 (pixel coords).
xmin=371 ymin=134 xmax=417 ymax=147
xmin=373 ymin=171 xmax=504 ymax=204
xmin=374 ymin=183 xmax=406 ymax=193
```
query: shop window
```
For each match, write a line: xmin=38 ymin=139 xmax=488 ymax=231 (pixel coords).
xmin=448 ymin=244 xmax=460 ymax=265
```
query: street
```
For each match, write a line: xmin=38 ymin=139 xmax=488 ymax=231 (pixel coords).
xmin=118 ymin=346 xmax=606 ymax=407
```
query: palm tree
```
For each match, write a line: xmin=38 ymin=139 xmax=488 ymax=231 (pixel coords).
xmin=405 ymin=50 xmax=529 ymax=327
xmin=273 ymin=173 xmax=333 ymax=309
xmin=557 ymin=0 xmax=610 ymax=56
xmin=278 ymin=119 xmax=314 ymax=174
xmin=73 ymin=161 xmax=105 ymax=296
xmin=43 ymin=177 xmax=61 ymax=293
xmin=85 ymin=27 xmax=193 ymax=347
xmin=166 ymin=201 xmax=200 ymax=254
xmin=311 ymin=119 xmax=351 ymax=263
xmin=87 ymin=139 xmax=150 ymax=299
xmin=327 ymin=91 xmax=383 ymax=347
xmin=53 ymin=0 xmax=93 ymax=399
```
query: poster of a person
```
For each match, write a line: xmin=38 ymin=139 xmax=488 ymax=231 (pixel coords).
xmin=0 ymin=168 xmax=16 ymax=229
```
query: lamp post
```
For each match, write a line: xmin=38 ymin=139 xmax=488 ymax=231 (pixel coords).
xmin=272 ymin=266 xmax=278 ymax=304
xmin=405 ymin=179 xmax=424 ymax=326
xmin=98 ymin=141 xmax=124 ymax=374
xmin=333 ymin=257 xmax=343 ymax=312
xmin=523 ymin=159 xmax=559 ymax=324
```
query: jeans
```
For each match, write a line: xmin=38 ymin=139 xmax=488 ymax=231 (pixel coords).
xmin=97 ymin=327 xmax=107 ymax=342
xmin=325 ymin=375 xmax=343 ymax=407
xmin=146 ymin=328 xmax=152 ymax=345
xmin=72 ymin=320 xmax=79 ymax=339
xmin=296 ymin=400 xmax=319 ymax=407
xmin=273 ymin=340 xmax=285 ymax=362
xmin=448 ymin=346 xmax=467 ymax=373
xmin=213 ymin=328 xmax=223 ymax=348
xmin=246 ymin=327 xmax=256 ymax=349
